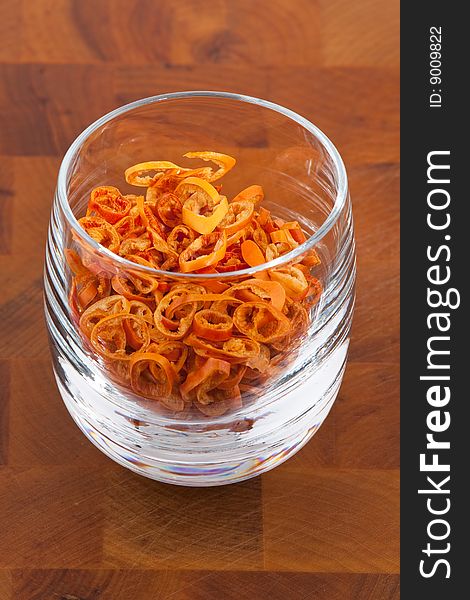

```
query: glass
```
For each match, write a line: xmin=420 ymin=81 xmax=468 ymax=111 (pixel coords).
xmin=44 ymin=91 xmax=356 ymax=486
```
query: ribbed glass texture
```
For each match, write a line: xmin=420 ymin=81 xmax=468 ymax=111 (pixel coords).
xmin=44 ymin=92 xmax=356 ymax=486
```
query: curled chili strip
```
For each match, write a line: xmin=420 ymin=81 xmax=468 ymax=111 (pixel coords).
xmin=153 ymin=288 xmax=198 ymax=340
xmin=78 ymin=216 xmax=121 ymax=254
xmin=79 ymin=295 xmax=130 ymax=338
xmin=179 ymin=231 xmax=227 ymax=273
xmin=89 ymin=186 xmax=132 ymax=224
xmin=129 ymin=352 xmax=178 ymax=405
xmin=217 ymin=201 xmax=254 ymax=236
xmin=90 ymin=313 xmax=150 ymax=360
xmin=232 ymin=185 xmax=264 ymax=205
xmin=184 ymin=333 xmax=261 ymax=364
xmin=232 ymin=302 xmax=290 ymax=343
xmin=183 ymin=151 xmax=236 ymax=182
xmin=193 ymin=309 xmax=233 ymax=342
xmin=180 ymin=357 xmax=231 ymax=402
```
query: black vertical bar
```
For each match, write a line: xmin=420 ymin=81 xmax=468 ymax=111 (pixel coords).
xmin=401 ymin=2 xmax=465 ymax=597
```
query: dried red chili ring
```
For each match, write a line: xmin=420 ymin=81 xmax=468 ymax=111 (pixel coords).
xmin=88 ymin=186 xmax=132 ymax=224
xmin=232 ymin=302 xmax=290 ymax=343
xmin=111 ymin=275 xmax=156 ymax=306
xmin=156 ymin=193 xmax=183 ymax=228
xmin=167 ymin=224 xmax=197 ymax=254
xmin=178 ymin=231 xmax=227 ymax=273
xmin=270 ymin=266 xmax=310 ymax=300
xmin=193 ymin=309 xmax=234 ymax=342
xmin=180 ymin=357 xmax=231 ymax=401
xmin=153 ymin=289 xmax=198 ymax=340
xmin=79 ymin=295 xmax=131 ymax=338
xmin=184 ymin=333 xmax=261 ymax=364
xmin=129 ymin=352 xmax=176 ymax=401
xmin=90 ymin=313 xmax=150 ymax=360
xmin=217 ymin=200 xmax=254 ymax=236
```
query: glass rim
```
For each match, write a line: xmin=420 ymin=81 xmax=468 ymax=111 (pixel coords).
xmin=57 ymin=90 xmax=348 ymax=279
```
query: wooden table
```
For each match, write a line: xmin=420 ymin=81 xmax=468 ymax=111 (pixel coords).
xmin=0 ymin=1 xmax=399 ymax=598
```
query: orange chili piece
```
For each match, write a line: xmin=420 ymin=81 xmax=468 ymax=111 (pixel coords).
xmin=180 ymin=357 xmax=231 ymax=401
xmin=179 ymin=231 xmax=227 ymax=273
xmin=193 ymin=309 xmax=233 ymax=342
xmin=232 ymin=302 xmax=290 ymax=343
xmin=217 ymin=201 xmax=254 ymax=236
xmin=78 ymin=216 xmax=121 ymax=254
xmin=232 ymin=184 xmax=264 ymax=205
xmin=156 ymin=193 xmax=183 ymax=228
xmin=90 ymin=313 xmax=150 ymax=360
xmin=129 ymin=352 xmax=176 ymax=401
xmin=88 ymin=186 xmax=132 ymax=224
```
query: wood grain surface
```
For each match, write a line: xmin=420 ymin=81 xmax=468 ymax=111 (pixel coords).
xmin=0 ymin=1 xmax=400 ymax=598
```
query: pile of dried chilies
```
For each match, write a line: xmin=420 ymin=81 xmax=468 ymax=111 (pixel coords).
xmin=66 ymin=151 xmax=322 ymax=416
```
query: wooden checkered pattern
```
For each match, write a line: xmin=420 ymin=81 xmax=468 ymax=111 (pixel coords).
xmin=0 ymin=1 xmax=399 ymax=598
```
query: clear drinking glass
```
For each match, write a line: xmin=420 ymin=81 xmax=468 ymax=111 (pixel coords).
xmin=44 ymin=91 xmax=355 ymax=486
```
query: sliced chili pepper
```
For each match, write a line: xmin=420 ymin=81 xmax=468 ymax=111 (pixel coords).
xmin=215 ymin=279 xmax=286 ymax=312
xmin=166 ymin=293 xmax=240 ymax=320
xmin=183 ymin=151 xmax=236 ymax=182
xmin=176 ymin=176 xmax=220 ymax=204
xmin=146 ymin=341 xmax=188 ymax=373
xmin=270 ymin=266 xmax=309 ymax=300
xmin=270 ymin=229 xmax=291 ymax=244
xmin=134 ymin=195 xmax=167 ymax=239
xmin=302 ymin=248 xmax=322 ymax=268
xmin=232 ymin=184 xmax=264 ymax=205
xmin=180 ymin=183 xmax=228 ymax=234
xmin=79 ymin=295 xmax=130 ymax=338
xmin=232 ymin=302 xmax=290 ymax=343
xmin=193 ymin=309 xmax=233 ymax=341
xmin=128 ymin=299 xmax=155 ymax=324
xmin=217 ymin=201 xmax=254 ymax=236
xmin=216 ymin=248 xmax=248 ymax=272
xmin=179 ymin=231 xmax=227 ymax=273
xmin=111 ymin=275 xmax=156 ymax=306
xmin=119 ymin=234 xmax=152 ymax=257
xmin=282 ymin=221 xmax=306 ymax=244
xmin=184 ymin=333 xmax=261 ymax=364
xmin=73 ymin=273 xmax=110 ymax=312
xmin=265 ymin=242 xmax=292 ymax=262
xmin=225 ymin=227 xmax=248 ymax=248
xmin=88 ymin=186 xmax=132 ymax=224
xmin=78 ymin=216 xmax=121 ymax=254
xmin=90 ymin=313 xmax=150 ymax=360
xmin=180 ymin=357 xmax=231 ymax=401
xmin=67 ymin=249 xmax=111 ymax=312
xmin=125 ymin=161 xmax=190 ymax=187
xmin=252 ymin=225 xmax=269 ymax=251
xmin=218 ymin=364 xmax=247 ymax=390
xmin=65 ymin=249 xmax=89 ymax=277
xmin=167 ymin=224 xmax=197 ymax=254
xmin=241 ymin=239 xmax=265 ymax=267
xmin=256 ymin=206 xmax=271 ymax=227
xmin=153 ymin=288 xmax=198 ymax=340
xmin=129 ymin=351 xmax=176 ymax=402
xmin=156 ymin=193 xmax=183 ymax=228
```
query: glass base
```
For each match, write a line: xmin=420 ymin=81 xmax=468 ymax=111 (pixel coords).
xmin=56 ymin=357 xmax=344 ymax=486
